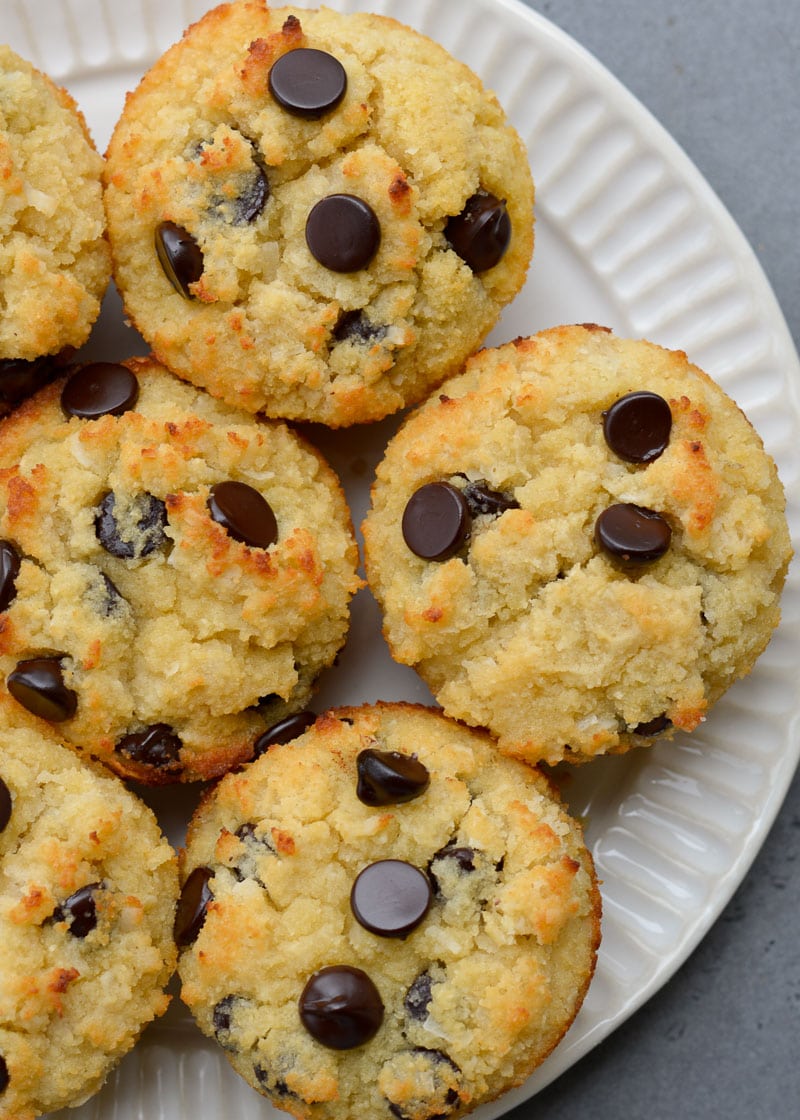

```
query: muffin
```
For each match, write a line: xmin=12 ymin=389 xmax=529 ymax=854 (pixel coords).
xmin=362 ymin=325 xmax=792 ymax=765
xmin=0 ymin=357 xmax=361 ymax=783
xmin=176 ymin=702 xmax=600 ymax=1120
xmin=0 ymin=46 xmax=110 ymax=414
xmin=0 ymin=719 xmax=178 ymax=1120
xmin=103 ymin=0 xmax=534 ymax=426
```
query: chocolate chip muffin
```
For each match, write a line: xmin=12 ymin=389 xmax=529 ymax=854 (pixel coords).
xmin=0 ymin=718 xmax=178 ymax=1119
xmin=176 ymin=702 xmax=600 ymax=1120
xmin=0 ymin=357 xmax=360 ymax=783
xmin=0 ymin=46 xmax=110 ymax=415
xmin=362 ymin=325 xmax=792 ymax=765
xmin=103 ymin=0 xmax=534 ymax=427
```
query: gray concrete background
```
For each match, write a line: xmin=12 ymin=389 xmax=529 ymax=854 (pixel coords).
xmin=511 ymin=1 xmax=800 ymax=1116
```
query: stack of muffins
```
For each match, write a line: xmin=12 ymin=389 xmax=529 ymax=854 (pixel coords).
xmin=0 ymin=3 xmax=790 ymax=1119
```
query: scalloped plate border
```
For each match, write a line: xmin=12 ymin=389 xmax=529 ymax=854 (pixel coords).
xmin=5 ymin=1 xmax=800 ymax=1118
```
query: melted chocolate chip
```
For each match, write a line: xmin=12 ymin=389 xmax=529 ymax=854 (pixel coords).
xmin=208 ymin=481 xmax=278 ymax=550
xmin=0 ymin=1053 xmax=8 ymax=1094
xmin=52 ymin=882 xmax=103 ymax=938
xmin=115 ymin=724 xmax=182 ymax=769
xmin=632 ymin=713 xmax=672 ymax=736
xmin=595 ymin=503 xmax=672 ymax=563
xmin=213 ymin=994 xmax=249 ymax=1050
xmin=233 ymin=162 xmax=270 ymax=225
xmin=306 ymin=194 xmax=380 ymax=272
xmin=355 ymin=748 xmax=430 ymax=806
xmin=155 ymin=221 xmax=204 ymax=297
xmin=95 ymin=491 xmax=169 ymax=559
xmin=0 ymin=777 xmax=11 ymax=833
xmin=385 ymin=1049 xmax=461 ymax=1120
xmin=0 ymin=540 xmax=21 ymax=613
xmin=231 ymin=822 xmax=276 ymax=882
xmin=174 ymin=866 xmax=214 ymax=948
xmin=603 ymin=391 xmax=672 ymax=463
xmin=428 ymin=843 xmax=475 ymax=895
xmin=98 ymin=572 xmax=126 ymax=617
xmin=0 ymin=355 xmax=58 ymax=406
xmin=7 ymin=657 xmax=77 ymax=722
xmin=461 ymin=478 xmax=520 ymax=518
xmin=350 ymin=860 xmax=432 ymax=939
xmin=404 ymin=971 xmax=434 ymax=1021
xmin=402 ymin=482 xmax=471 ymax=561
xmin=445 ymin=191 xmax=511 ymax=272
xmin=61 ymin=363 xmax=139 ymax=420
xmin=268 ymin=48 xmax=347 ymax=119
xmin=253 ymin=711 xmax=316 ymax=757
xmin=332 ymin=310 xmax=387 ymax=345
xmin=299 ymin=965 xmax=384 ymax=1049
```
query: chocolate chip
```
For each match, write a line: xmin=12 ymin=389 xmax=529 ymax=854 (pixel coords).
xmin=52 ymin=882 xmax=103 ymax=938
xmin=233 ymin=162 xmax=270 ymax=224
xmin=385 ymin=1049 xmax=461 ymax=1120
xmin=0 ymin=1053 xmax=8 ymax=1094
xmin=213 ymin=994 xmax=249 ymax=1050
xmin=355 ymin=748 xmax=430 ymax=806
xmin=0 ymin=540 xmax=21 ymax=613
xmin=332 ymin=310 xmax=387 ymax=345
xmin=632 ymin=713 xmax=672 ymax=736
xmin=0 ymin=777 xmax=11 ymax=833
xmin=404 ymin=971 xmax=434 ymax=1021
xmin=7 ymin=656 xmax=77 ymax=722
xmin=253 ymin=711 xmax=316 ymax=757
xmin=402 ymin=482 xmax=471 ymax=561
xmin=444 ymin=191 xmax=511 ymax=272
xmin=299 ymin=965 xmax=384 ymax=1049
xmin=115 ymin=724 xmax=182 ymax=769
xmin=155 ymin=221 xmax=204 ymax=297
xmin=603 ymin=391 xmax=672 ymax=463
xmin=254 ymin=1064 xmax=298 ymax=1100
xmin=95 ymin=491 xmax=169 ymax=559
xmin=305 ymin=194 xmax=380 ymax=272
xmin=460 ymin=478 xmax=520 ymax=517
xmin=268 ymin=48 xmax=347 ymax=119
xmin=230 ymin=822 xmax=276 ymax=882
xmin=595 ymin=503 xmax=672 ymax=563
xmin=97 ymin=572 xmax=126 ymax=617
xmin=350 ymin=859 xmax=432 ymax=939
xmin=61 ymin=363 xmax=139 ymax=420
xmin=174 ymin=866 xmax=214 ymax=948
xmin=428 ymin=843 xmax=475 ymax=895
xmin=0 ymin=355 xmax=58 ymax=406
xmin=207 ymin=481 xmax=278 ymax=550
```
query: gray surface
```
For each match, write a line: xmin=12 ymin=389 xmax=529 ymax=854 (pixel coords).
xmin=512 ymin=1 xmax=800 ymax=1116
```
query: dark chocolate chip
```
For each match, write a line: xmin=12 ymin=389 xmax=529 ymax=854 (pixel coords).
xmin=268 ymin=47 xmax=347 ymax=119
xmin=0 ymin=1053 xmax=8 ymax=1095
xmin=230 ymin=822 xmax=276 ymax=882
xmin=98 ymin=572 xmax=126 ymax=617
xmin=603 ymin=391 xmax=672 ymax=463
xmin=254 ymin=1064 xmax=297 ymax=1100
xmin=213 ymin=994 xmax=249 ymax=1050
xmin=115 ymin=724 xmax=182 ymax=769
xmin=355 ymin=748 xmax=430 ymax=806
xmin=155 ymin=221 xmax=204 ymax=297
xmin=299 ymin=965 xmax=384 ymax=1049
xmin=460 ymin=478 xmax=520 ymax=518
xmin=444 ymin=191 xmax=511 ymax=272
xmin=7 ymin=657 xmax=77 ymax=722
xmin=428 ymin=843 xmax=475 ymax=895
xmin=253 ymin=711 xmax=316 ymax=757
xmin=332 ymin=310 xmax=387 ymax=345
xmin=305 ymin=194 xmax=380 ymax=272
xmin=0 ymin=777 xmax=11 ymax=833
xmin=402 ymin=482 xmax=471 ymax=561
xmin=0 ymin=355 xmax=58 ymax=406
xmin=174 ymin=866 xmax=214 ymax=948
xmin=386 ymin=1049 xmax=461 ymax=1120
xmin=95 ymin=491 xmax=169 ymax=559
xmin=61 ymin=363 xmax=139 ymax=420
xmin=52 ymin=882 xmax=103 ymax=938
xmin=233 ymin=162 xmax=270 ymax=225
xmin=208 ymin=480 xmax=278 ymax=550
xmin=632 ymin=713 xmax=672 ymax=736
xmin=404 ymin=971 xmax=434 ymax=1022
xmin=0 ymin=540 xmax=21 ymax=613
xmin=595 ymin=503 xmax=672 ymax=563
xmin=350 ymin=859 xmax=432 ymax=939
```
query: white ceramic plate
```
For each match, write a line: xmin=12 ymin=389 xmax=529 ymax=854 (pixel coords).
xmin=5 ymin=0 xmax=800 ymax=1117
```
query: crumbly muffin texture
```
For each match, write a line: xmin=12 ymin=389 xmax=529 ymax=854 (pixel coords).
xmin=0 ymin=723 xmax=178 ymax=1120
xmin=0 ymin=357 xmax=360 ymax=783
xmin=0 ymin=46 xmax=110 ymax=363
xmin=363 ymin=325 xmax=792 ymax=765
xmin=177 ymin=703 xmax=600 ymax=1120
xmin=103 ymin=1 xmax=534 ymax=426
